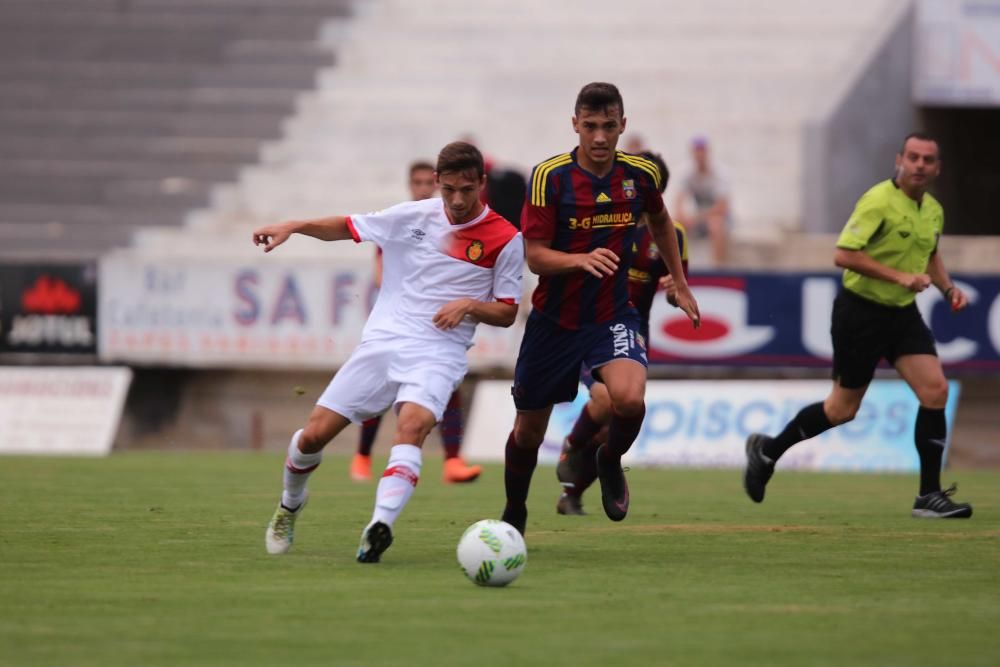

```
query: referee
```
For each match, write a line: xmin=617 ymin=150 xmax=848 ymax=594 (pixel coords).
xmin=744 ymin=132 xmax=972 ymax=518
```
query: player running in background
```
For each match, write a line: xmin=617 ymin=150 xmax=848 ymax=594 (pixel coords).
xmin=255 ymin=142 xmax=524 ymax=562
xmin=744 ymin=133 xmax=973 ymax=518
xmin=555 ymin=151 xmax=690 ymax=515
xmin=501 ymin=83 xmax=700 ymax=535
xmin=351 ymin=160 xmax=483 ymax=485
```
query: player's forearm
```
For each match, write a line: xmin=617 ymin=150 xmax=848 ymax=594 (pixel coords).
xmin=288 ymin=216 xmax=355 ymax=242
xmin=648 ymin=214 xmax=688 ymax=287
xmin=467 ymin=301 xmax=518 ymax=327
xmin=525 ymin=243 xmax=586 ymax=275
xmin=834 ymin=248 xmax=908 ymax=285
xmin=927 ymin=252 xmax=954 ymax=294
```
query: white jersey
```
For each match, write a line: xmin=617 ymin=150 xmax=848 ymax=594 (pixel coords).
xmin=347 ymin=199 xmax=523 ymax=348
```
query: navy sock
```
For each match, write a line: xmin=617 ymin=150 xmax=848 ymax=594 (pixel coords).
xmin=504 ymin=431 xmax=538 ymax=509
xmin=440 ymin=391 xmax=463 ymax=459
xmin=357 ymin=417 xmax=381 ymax=457
xmin=567 ymin=404 xmax=602 ymax=449
xmin=605 ymin=406 xmax=645 ymax=459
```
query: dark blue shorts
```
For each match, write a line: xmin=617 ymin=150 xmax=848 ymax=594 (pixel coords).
xmin=512 ymin=309 xmax=648 ymax=410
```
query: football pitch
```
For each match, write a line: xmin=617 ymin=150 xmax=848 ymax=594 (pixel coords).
xmin=1 ymin=452 xmax=997 ymax=667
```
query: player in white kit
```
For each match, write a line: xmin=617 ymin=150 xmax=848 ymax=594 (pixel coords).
xmin=253 ymin=142 xmax=524 ymax=562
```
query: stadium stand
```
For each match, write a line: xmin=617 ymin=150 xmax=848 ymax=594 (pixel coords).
xmin=179 ymin=0 xmax=913 ymax=257
xmin=0 ymin=0 xmax=354 ymax=260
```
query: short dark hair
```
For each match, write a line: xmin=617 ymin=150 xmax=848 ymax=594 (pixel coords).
xmin=408 ymin=160 xmax=434 ymax=178
xmin=436 ymin=141 xmax=485 ymax=178
xmin=639 ymin=151 xmax=670 ymax=193
xmin=900 ymin=132 xmax=940 ymax=155
xmin=575 ymin=82 xmax=624 ymax=117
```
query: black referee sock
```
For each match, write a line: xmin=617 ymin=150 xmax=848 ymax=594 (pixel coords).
xmin=915 ymin=406 xmax=946 ymax=497
xmin=762 ymin=402 xmax=834 ymax=461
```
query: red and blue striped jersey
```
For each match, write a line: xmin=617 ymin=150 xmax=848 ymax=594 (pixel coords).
xmin=628 ymin=222 xmax=689 ymax=326
xmin=521 ymin=148 xmax=665 ymax=329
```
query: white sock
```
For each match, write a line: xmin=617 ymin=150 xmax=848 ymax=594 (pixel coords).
xmin=282 ymin=430 xmax=321 ymax=509
xmin=370 ymin=444 xmax=422 ymax=528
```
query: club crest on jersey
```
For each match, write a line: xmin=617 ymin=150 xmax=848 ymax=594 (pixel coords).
xmin=465 ymin=239 xmax=485 ymax=262
xmin=623 ymin=179 xmax=636 ymax=200
xmin=595 ymin=192 xmax=612 ymax=204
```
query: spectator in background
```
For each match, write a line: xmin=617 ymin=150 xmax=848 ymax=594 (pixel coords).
xmin=624 ymin=134 xmax=647 ymax=155
xmin=673 ymin=136 xmax=730 ymax=265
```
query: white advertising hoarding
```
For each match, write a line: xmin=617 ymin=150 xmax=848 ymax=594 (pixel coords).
xmin=0 ymin=367 xmax=132 ymax=456
xmin=464 ymin=380 xmax=960 ymax=472
xmin=915 ymin=0 xmax=1000 ymax=106
xmin=99 ymin=255 xmax=525 ymax=370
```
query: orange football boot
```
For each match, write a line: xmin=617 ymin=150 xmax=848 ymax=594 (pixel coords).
xmin=350 ymin=453 xmax=372 ymax=482
xmin=442 ymin=456 xmax=482 ymax=484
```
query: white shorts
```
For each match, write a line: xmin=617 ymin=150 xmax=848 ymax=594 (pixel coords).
xmin=317 ymin=336 xmax=468 ymax=423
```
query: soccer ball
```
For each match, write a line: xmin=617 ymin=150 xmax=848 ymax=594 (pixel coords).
xmin=456 ymin=519 xmax=527 ymax=587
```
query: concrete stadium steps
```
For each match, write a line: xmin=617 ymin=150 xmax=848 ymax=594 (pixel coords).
xmin=0 ymin=85 xmax=297 ymax=115
xmin=0 ymin=62 xmax=323 ymax=90
xmin=0 ymin=0 xmax=354 ymax=259
xmin=185 ymin=0 xmax=908 ymax=246
xmin=0 ymin=109 xmax=289 ymax=140
xmin=0 ymin=136 xmax=262 ymax=162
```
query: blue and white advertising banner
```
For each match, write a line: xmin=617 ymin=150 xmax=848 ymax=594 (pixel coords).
xmin=98 ymin=255 xmax=525 ymax=370
xmin=464 ymin=380 xmax=960 ymax=472
xmin=649 ymin=273 xmax=1000 ymax=370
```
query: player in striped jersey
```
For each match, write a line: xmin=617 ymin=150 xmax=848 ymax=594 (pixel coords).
xmin=501 ymin=83 xmax=700 ymax=535
xmin=555 ymin=152 xmax=691 ymax=515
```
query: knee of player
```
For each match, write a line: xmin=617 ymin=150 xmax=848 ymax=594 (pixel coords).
xmin=512 ymin=421 xmax=546 ymax=448
xmin=825 ymin=402 xmax=859 ymax=426
xmin=916 ymin=378 xmax=949 ymax=408
xmin=297 ymin=427 xmax=329 ymax=453
xmin=395 ymin=419 xmax=433 ymax=446
xmin=589 ymin=387 xmax=612 ymax=416
xmin=610 ymin=395 xmax=645 ymax=418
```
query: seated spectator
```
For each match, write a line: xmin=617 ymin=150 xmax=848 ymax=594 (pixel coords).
xmin=673 ymin=136 xmax=730 ymax=265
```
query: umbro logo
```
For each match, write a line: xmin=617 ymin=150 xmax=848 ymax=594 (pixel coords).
xmin=408 ymin=228 xmax=426 ymax=241
xmin=596 ymin=192 xmax=612 ymax=203
xmin=899 ymin=231 xmax=911 ymax=238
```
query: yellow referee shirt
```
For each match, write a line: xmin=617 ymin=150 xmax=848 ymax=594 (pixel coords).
xmin=836 ymin=179 xmax=944 ymax=307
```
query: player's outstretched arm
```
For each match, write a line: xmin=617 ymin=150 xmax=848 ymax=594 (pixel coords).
xmin=648 ymin=210 xmax=700 ymax=327
xmin=252 ymin=216 xmax=355 ymax=252
xmin=433 ymin=299 xmax=518 ymax=329
xmin=524 ymin=239 xmax=618 ymax=278
xmin=833 ymin=248 xmax=931 ymax=293
xmin=927 ymin=251 xmax=968 ymax=312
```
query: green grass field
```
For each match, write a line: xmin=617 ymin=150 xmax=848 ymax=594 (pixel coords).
xmin=1 ymin=452 xmax=997 ymax=667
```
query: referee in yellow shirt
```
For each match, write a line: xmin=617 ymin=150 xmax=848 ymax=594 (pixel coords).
xmin=743 ymin=133 xmax=972 ymax=518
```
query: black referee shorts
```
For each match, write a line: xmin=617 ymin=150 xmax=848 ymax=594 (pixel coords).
xmin=830 ymin=289 xmax=937 ymax=389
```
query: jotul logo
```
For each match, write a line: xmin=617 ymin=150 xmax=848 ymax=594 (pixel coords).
xmin=7 ymin=274 xmax=93 ymax=348
xmin=22 ymin=276 xmax=82 ymax=314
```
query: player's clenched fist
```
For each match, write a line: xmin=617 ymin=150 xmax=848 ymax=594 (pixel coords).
xmin=899 ymin=272 xmax=932 ymax=292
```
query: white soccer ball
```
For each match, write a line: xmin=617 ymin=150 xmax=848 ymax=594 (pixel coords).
xmin=456 ymin=519 xmax=527 ymax=587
